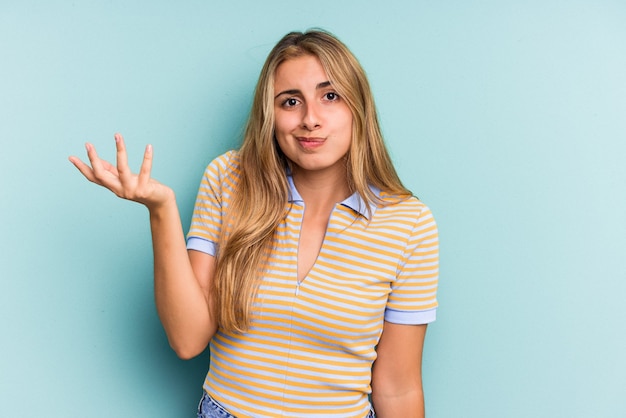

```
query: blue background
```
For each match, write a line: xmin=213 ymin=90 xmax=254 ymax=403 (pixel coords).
xmin=1 ymin=1 xmax=625 ymax=416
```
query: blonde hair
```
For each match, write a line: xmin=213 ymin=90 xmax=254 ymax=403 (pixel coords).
xmin=213 ymin=29 xmax=411 ymax=333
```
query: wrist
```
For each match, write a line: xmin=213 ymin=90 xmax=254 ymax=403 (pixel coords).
xmin=147 ymin=187 xmax=177 ymax=215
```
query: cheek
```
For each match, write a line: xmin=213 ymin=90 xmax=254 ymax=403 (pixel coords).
xmin=273 ymin=117 xmax=292 ymax=154
xmin=274 ymin=111 xmax=298 ymax=136
xmin=338 ymin=105 xmax=353 ymax=129
xmin=341 ymin=112 xmax=354 ymax=136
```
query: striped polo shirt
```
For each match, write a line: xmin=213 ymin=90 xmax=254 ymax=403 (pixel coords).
xmin=187 ymin=151 xmax=438 ymax=418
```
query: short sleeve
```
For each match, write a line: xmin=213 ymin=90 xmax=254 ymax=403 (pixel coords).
xmin=384 ymin=204 xmax=439 ymax=325
xmin=186 ymin=151 xmax=239 ymax=256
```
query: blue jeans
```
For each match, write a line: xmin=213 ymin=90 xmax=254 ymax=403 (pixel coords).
xmin=197 ymin=391 xmax=376 ymax=417
xmin=197 ymin=392 xmax=236 ymax=417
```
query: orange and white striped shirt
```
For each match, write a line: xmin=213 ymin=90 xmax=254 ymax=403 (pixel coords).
xmin=187 ymin=151 xmax=438 ymax=418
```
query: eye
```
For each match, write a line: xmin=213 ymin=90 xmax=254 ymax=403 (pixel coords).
xmin=324 ymin=92 xmax=340 ymax=101
xmin=282 ymin=97 xmax=300 ymax=108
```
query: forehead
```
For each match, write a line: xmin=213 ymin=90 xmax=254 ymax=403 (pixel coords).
xmin=274 ymin=55 xmax=329 ymax=90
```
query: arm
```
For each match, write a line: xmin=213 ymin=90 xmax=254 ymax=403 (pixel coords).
xmin=150 ymin=198 xmax=218 ymax=359
xmin=69 ymin=133 xmax=217 ymax=359
xmin=371 ymin=322 xmax=427 ymax=418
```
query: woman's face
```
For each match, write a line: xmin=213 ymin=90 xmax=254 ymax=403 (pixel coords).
xmin=273 ymin=54 xmax=353 ymax=179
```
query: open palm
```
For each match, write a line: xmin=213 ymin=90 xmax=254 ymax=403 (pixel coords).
xmin=69 ymin=133 xmax=174 ymax=209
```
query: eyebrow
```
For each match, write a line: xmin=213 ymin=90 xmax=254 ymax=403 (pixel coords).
xmin=274 ymin=81 xmax=332 ymax=99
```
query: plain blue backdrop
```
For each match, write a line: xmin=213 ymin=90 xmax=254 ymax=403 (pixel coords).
xmin=1 ymin=1 xmax=625 ymax=416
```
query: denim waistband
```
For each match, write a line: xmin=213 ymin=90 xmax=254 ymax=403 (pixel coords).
xmin=197 ymin=391 xmax=376 ymax=418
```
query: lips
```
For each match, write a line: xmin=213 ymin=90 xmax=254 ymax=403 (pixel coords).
xmin=296 ymin=136 xmax=326 ymax=149
xmin=297 ymin=136 xmax=325 ymax=143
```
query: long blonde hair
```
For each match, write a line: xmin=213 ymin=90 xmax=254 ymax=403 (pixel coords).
xmin=213 ymin=29 xmax=411 ymax=333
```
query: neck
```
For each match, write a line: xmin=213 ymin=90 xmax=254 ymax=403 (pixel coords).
xmin=291 ymin=168 xmax=351 ymax=212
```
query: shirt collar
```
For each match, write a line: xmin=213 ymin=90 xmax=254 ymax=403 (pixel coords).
xmin=287 ymin=175 xmax=379 ymax=220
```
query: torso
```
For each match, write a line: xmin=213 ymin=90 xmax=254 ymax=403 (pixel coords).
xmin=187 ymin=151 xmax=439 ymax=418
xmin=297 ymin=207 xmax=333 ymax=282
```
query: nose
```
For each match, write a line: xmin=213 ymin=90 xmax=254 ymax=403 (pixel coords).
xmin=301 ymin=102 xmax=321 ymax=130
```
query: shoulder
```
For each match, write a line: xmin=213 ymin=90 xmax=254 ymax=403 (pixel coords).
xmin=206 ymin=150 xmax=241 ymax=173
xmin=378 ymin=194 xmax=436 ymax=225
xmin=202 ymin=150 xmax=242 ymax=183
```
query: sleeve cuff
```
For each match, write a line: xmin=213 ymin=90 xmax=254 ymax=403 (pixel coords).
xmin=384 ymin=307 xmax=437 ymax=325
xmin=186 ymin=237 xmax=217 ymax=256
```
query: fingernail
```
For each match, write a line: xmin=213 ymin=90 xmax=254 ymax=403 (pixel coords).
xmin=146 ymin=144 xmax=153 ymax=153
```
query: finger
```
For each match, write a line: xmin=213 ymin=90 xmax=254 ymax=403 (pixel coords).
xmin=84 ymin=142 xmax=106 ymax=181
xmin=68 ymin=155 xmax=97 ymax=183
xmin=84 ymin=142 xmax=121 ymax=192
xmin=115 ymin=133 xmax=131 ymax=181
xmin=100 ymin=159 xmax=120 ymax=177
xmin=137 ymin=144 xmax=154 ymax=188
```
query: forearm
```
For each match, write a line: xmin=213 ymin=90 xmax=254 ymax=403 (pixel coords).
xmin=149 ymin=194 xmax=216 ymax=359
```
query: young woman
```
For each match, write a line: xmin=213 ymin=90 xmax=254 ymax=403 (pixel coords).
xmin=69 ymin=30 xmax=438 ymax=418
